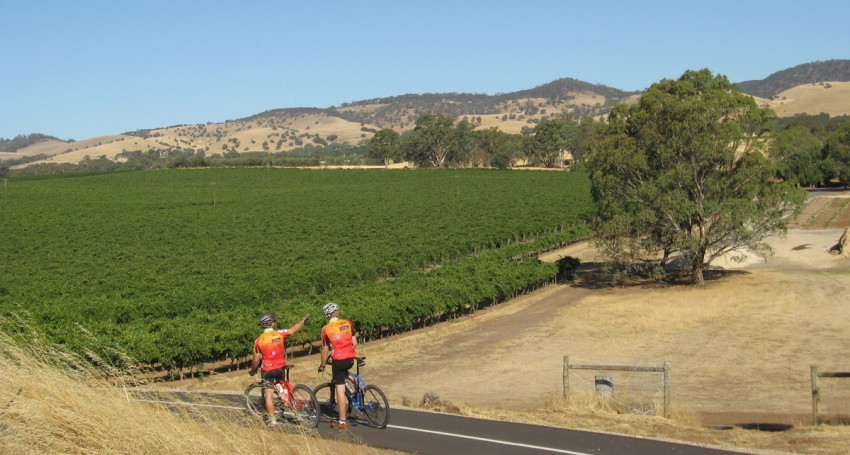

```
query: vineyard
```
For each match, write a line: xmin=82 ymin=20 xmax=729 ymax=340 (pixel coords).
xmin=0 ymin=168 xmax=595 ymax=377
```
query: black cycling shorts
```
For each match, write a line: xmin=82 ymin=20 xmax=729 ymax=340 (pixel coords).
xmin=331 ymin=358 xmax=354 ymax=385
xmin=261 ymin=368 xmax=285 ymax=388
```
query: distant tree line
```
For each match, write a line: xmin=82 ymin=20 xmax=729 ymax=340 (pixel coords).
xmin=4 ymin=142 xmax=374 ymax=176
xmin=366 ymin=112 xmax=602 ymax=169
xmin=6 ymin=110 xmax=850 ymax=187
xmin=769 ymin=113 xmax=850 ymax=188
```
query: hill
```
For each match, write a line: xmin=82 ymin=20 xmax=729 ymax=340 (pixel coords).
xmin=737 ymin=59 xmax=850 ymax=99
xmin=6 ymin=60 xmax=850 ymax=168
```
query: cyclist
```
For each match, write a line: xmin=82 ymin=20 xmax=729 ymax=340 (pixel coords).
xmin=317 ymin=302 xmax=357 ymax=429
xmin=249 ymin=311 xmax=309 ymax=428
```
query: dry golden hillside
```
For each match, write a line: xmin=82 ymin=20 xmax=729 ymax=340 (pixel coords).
xmin=11 ymin=81 xmax=849 ymax=168
xmin=762 ymin=81 xmax=850 ymax=118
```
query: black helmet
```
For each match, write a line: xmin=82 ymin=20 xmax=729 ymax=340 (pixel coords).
xmin=259 ymin=312 xmax=276 ymax=327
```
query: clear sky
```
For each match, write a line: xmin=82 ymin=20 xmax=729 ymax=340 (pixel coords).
xmin=2 ymin=0 xmax=848 ymax=140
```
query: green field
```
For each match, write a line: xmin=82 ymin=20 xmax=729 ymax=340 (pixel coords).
xmin=0 ymin=168 xmax=594 ymax=373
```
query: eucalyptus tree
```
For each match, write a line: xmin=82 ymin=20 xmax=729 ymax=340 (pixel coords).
xmin=822 ymin=120 xmax=850 ymax=188
xmin=587 ymin=69 xmax=806 ymax=285
xmin=526 ymin=117 xmax=578 ymax=167
xmin=451 ymin=119 xmax=477 ymax=167
xmin=474 ymin=127 xmax=522 ymax=168
xmin=367 ymin=128 xmax=401 ymax=168
xmin=406 ymin=113 xmax=455 ymax=168
xmin=769 ymin=125 xmax=825 ymax=187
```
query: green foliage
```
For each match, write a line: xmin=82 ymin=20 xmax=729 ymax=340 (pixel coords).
xmin=525 ymin=117 xmax=579 ymax=167
xmin=406 ymin=113 xmax=456 ymax=167
xmin=587 ymin=69 xmax=807 ymax=285
xmin=0 ymin=168 xmax=594 ymax=369
xmin=823 ymin=120 xmax=850 ymax=187
xmin=769 ymin=125 xmax=826 ymax=187
xmin=777 ymin=113 xmax=850 ymax=138
xmin=367 ymin=129 xmax=401 ymax=167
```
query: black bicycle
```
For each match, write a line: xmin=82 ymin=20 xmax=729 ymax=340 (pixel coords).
xmin=313 ymin=356 xmax=390 ymax=428
xmin=244 ymin=365 xmax=320 ymax=427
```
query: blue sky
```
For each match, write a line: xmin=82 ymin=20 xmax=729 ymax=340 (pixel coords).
xmin=2 ymin=0 xmax=848 ymax=140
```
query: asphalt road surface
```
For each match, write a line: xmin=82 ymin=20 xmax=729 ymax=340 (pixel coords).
xmin=148 ymin=390 xmax=749 ymax=455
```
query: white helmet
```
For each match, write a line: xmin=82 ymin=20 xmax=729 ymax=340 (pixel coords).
xmin=322 ymin=302 xmax=339 ymax=319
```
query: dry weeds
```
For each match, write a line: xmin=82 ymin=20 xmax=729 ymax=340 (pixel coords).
xmin=0 ymin=324 xmax=397 ymax=455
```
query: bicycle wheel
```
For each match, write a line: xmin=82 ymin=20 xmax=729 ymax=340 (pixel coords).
xmin=360 ymin=384 xmax=390 ymax=428
xmin=313 ymin=382 xmax=352 ymax=421
xmin=244 ymin=383 xmax=267 ymax=418
xmin=288 ymin=384 xmax=320 ymax=427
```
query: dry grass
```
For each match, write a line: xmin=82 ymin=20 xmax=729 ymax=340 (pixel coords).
xmin=767 ymin=81 xmax=850 ymax=118
xmin=0 ymin=320 xmax=396 ymax=455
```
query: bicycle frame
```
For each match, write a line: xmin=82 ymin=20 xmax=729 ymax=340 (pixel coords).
xmin=322 ymin=359 xmax=368 ymax=409
xmin=315 ymin=356 xmax=389 ymax=428
xmin=245 ymin=365 xmax=320 ymax=427
xmin=345 ymin=371 xmax=369 ymax=410
xmin=272 ymin=367 xmax=311 ymax=411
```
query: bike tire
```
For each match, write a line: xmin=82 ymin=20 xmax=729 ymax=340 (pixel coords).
xmin=288 ymin=384 xmax=320 ymax=427
xmin=243 ymin=383 xmax=267 ymax=418
xmin=361 ymin=384 xmax=390 ymax=428
xmin=312 ymin=382 xmax=352 ymax=420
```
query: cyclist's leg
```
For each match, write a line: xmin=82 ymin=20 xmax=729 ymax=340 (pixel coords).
xmin=331 ymin=358 xmax=354 ymax=423
xmin=261 ymin=369 xmax=285 ymax=418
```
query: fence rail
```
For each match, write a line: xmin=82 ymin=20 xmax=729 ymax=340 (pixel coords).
xmin=810 ymin=365 xmax=850 ymax=425
xmin=563 ymin=356 xmax=671 ymax=418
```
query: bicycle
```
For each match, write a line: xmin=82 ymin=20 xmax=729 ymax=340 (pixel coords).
xmin=313 ymin=356 xmax=390 ymax=428
xmin=244 ymin=365 xmax=320 ymax=428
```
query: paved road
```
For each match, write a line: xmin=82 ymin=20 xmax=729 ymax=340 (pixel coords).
xmin=148 ymin=390 xmax=748 ymax=455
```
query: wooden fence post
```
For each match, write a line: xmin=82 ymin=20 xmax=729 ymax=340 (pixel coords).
xmin=663 ymin=361 xmax=671 ymax=418
xmin=811 ymin=365 xmax=821 ymax=425
xmin=563 ymin=356 xmax=569 ymax=399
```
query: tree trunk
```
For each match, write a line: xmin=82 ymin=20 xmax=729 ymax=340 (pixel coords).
xmin=692 ymin=255 xmax=705 ymax=286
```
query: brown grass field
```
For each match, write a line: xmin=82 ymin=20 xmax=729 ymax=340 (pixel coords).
xmin=0 ymin=323 xmax=403 ymax=454
xmin=163 ymin=191 xmax=850 ymax=455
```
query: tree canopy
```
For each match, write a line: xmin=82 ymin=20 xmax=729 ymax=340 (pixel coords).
xmin=587 ymin=69 xmax=806 ymax=285
xmin=822 ymin=121 xmax=850 ymax=187
xmin=367 ymin=128 xmax=401 ymax=168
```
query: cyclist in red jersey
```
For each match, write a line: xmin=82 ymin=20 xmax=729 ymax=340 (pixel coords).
xmin=317 ymin=302 xmax=357 ymax=429
xmin=249 ymin=311 xmax=309 ymax=427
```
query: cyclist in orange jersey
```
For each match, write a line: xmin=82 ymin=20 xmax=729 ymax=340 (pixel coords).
xmin=317 ymin=302 xmax=357 ymax=429
xmin=250 ymin=311 xmax=309 ymax=427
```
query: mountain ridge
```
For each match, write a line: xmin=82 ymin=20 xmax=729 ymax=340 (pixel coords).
xmin=3 ymin=60 xmax=849 ymax=168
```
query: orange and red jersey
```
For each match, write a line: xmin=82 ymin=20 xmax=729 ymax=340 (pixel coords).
xmin=321 ymin=318 xmax=356 ymax=360
xmin=253 ymin=328 xmax=290 ymax=371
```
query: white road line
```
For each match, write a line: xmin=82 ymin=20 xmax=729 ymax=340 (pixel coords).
xmin=388 ymin=424 xmax=592 ymax=455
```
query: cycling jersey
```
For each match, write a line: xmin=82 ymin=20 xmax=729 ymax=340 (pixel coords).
xmin=253 ymin=328 xmax=290 ymax=371
xmin=321 ymin=318 xmax=356 ymax=360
